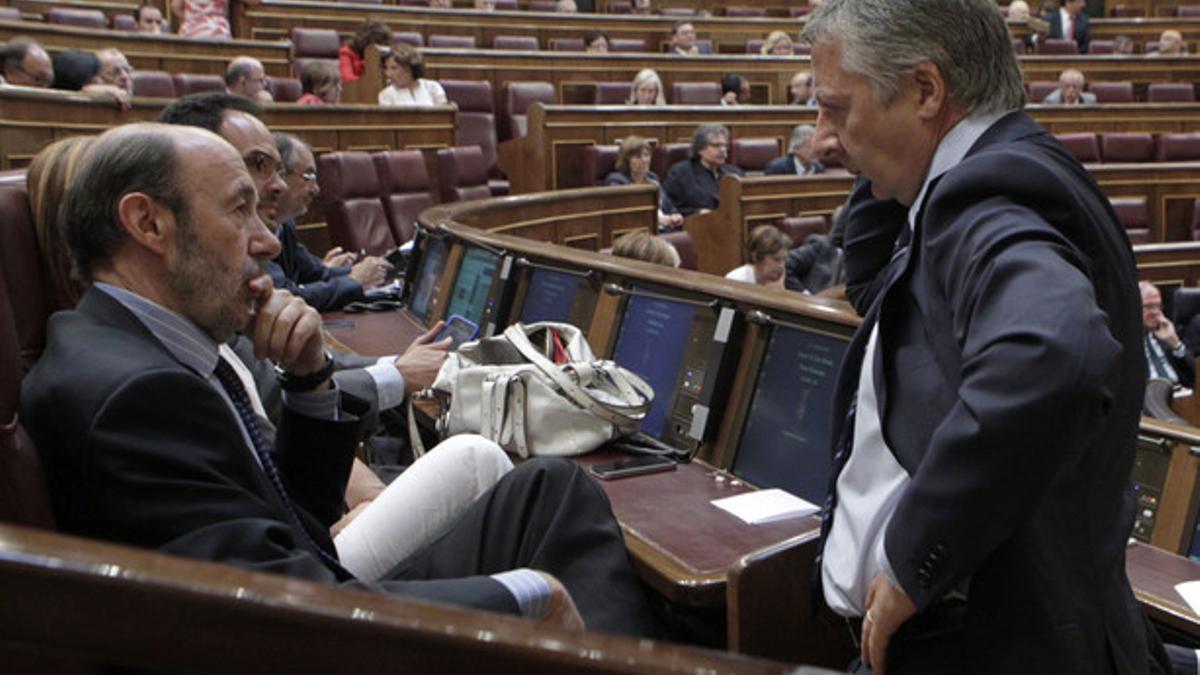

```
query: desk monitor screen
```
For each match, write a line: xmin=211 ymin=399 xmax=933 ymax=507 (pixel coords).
xmin=408 ymin=235 xmax=448 ymax=322
xmin=446 ymin=246 xmax=502 ymax=328
xmin=732 ymin=324 xmax=849 ymax=504
xmin=611 ymin=289 xmax=721 ymax=448
xmin=520 ymin=267 xmax=583 ymax=325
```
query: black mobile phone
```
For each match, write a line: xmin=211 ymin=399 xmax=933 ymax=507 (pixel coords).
xmin=436 ymin=314 xmax=480 ymax=349
xmin=588 ymin=455 xmax=677 ymax=480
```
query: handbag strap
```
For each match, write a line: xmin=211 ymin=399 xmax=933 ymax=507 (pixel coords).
xmin=502 ymin=324 xmax=652 ymax=428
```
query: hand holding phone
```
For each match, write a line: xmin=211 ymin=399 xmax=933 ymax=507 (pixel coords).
xmin=436 ymin=314 xmax=480 ymax=350
xmin=588 ymin=455 xmax=677 ymax=480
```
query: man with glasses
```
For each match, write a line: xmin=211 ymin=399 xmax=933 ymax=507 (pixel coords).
xmin=0 ymin=37 xmax=53 ymax=88
xmin=95 ymin=48 xmax=133 ymax=95
xmin=662 ymin=123 xmax=743 ymax=216
xmin=270 ymin=132 xmax=392 ymax=311
xmin=224 ymin=56 xmax=273 ymax=104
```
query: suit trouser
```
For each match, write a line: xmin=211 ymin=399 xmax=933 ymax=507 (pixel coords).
xmin=384 ymin=457 xmax=662 ymax=639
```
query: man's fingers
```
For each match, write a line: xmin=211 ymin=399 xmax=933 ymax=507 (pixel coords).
xmin=413 ymin=321 xmax=445 ymax=347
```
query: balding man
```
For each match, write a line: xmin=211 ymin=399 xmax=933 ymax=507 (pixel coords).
xmin=225 ymin=56 xmax=272 ymax=103
xmin=133 ymin=3 xmax=164 ymax=33
xmin=0 ymin=38 xmax=53 ymax=87
xmin=1141 ymin=281 xmax=1194 ymax=388
xmin=1043 ymin=68 xmax=1096 ymax=105
xmin=1153 ymin=29 xmax=1186 ymax=56
xmin=21 ymin=121 xmax=661 ymax=636
xmin=790 ymin=70 xmax=815 ymax=105
xmin=95 ymin=48 xmax=133 ymax=95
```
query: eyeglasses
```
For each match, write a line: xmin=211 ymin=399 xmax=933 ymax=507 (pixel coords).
xmin=243 ymin=150 xmax=284 ymax=181
xmin=288 ymin=168 xmax=318 ymax=183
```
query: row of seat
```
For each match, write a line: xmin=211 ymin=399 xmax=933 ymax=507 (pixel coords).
xmin=1015 ymin=37 xmax=1193 ymax=55
xmin=1030 ymin=80 xmax=1196 ymax=103
xmin=580 ymin=138 xmax=794 ymax=182
xmin=128 ymin=70 xmax=302 ymax=101
xmin=317 ymin=146 xmax=502 ymax=255
xmin=1055 ymin=131 xmax=1200 ymax=163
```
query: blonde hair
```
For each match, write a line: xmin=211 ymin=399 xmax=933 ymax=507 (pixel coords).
xmin=761 ymin=30 xmax=794 ymax=55
xmin=27 ymin=135 xmax=98 ymax=311
xmin=612 ymin=231 xmax=680 ymax=267
xmin=627 ymin=68 xmax=666 ymax=105
xmin=746 ymin=225 xmax=791 ymax=262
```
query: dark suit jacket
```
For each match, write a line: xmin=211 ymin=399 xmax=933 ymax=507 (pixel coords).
xmin=21 ymin=288 xmax=513 ymax=611
xmin=602 ymin=169 xmax=679 ymax=214
xmin=270 ymin=219 xmax=364 ymax=312
xmin=1146 ymin=333 xmax=1195 ymax=388
xmin=764 ymin=155 xmax=825 ymax=176
xmin=662 ymin=158 xmax=743 ymax=216
xmin=1047 ymin=9 xmax=1091 ymax=52
xmin=831 ymin=112 xmax=1148 ymax=673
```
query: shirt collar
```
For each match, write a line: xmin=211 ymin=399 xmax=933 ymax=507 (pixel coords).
xmin=94 ymin=282 xmax=220 ymax=377
xmin=906 ymin=111 xmax=1005 ymax=231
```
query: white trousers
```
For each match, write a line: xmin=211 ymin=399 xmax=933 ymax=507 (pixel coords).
xmin=333 ymin=434 xmax=514 ymax=581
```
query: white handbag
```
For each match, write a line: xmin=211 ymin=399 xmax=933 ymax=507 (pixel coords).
xmin=419 ymin=322 xmax=653 ymax=458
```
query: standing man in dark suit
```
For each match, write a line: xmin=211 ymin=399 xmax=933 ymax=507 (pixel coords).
xmin=803 ymin=1 xmax=1151 ymax=673
xmin=20 ymin=122 xmax=661 ymax=637
xmin=1047 ymin=0 xmax=1091 ymax=52
xmin=765 ymin=124 xmax=825 ymax=176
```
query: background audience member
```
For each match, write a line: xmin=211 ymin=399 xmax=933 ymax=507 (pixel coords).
xmin=604 ymin=136 xmax=683 ymax=231
xmin=429 ymin=0 xmax=452 ymax=7
xmin=1008 ymin=0 xmax=1030 ymax=21
xmin=627 ymin=68 xmax=666 ymax=105
xmin=133 ymin=4 xmax=164 ymax=33
xmin=1042 ymin=68 xmax=1096 ymax=104
xmin=669 ymin=21 xmax=708 ymax=55
xmin=340 ymin=21 xmax=392 ymax=83
xmin=95 ymin=48 xmax=133 ymax=95
xmin=720 ymin=73 xmax=750 ymax=105
xmin=663 ymin=123 xmax=743 ymax=215
xmin=1047 ymin=0 xmax=1090 ymax=52
xmin=630 ymin=0 xmax=654 ymax=14
xmin=172 ymin=0 xmax=232 ymax=39
xmin=225 ymin=56 xmax=271 ymax=102
xmin=0 ymin=38 xmax=53 ymax=87
xmin=28 ymin=135 xmax=97 ymax=311
xmin=556 ymin=0 xmax=577 ymax=12
xmin=1113 ymin=34 xmax=1135 ymax=54
xmin=761 ymin=30 xmax=794 ymax=55
xmin=789 ymin=70 xmax=815 ymax=105
xmin=786 ymin=206 xmax=845 ymax=295
xmin=765 ymin=125 xmax=824 ymax=175
xmin=725 ymin=225 xmax=790 ymax=288
xmin=475 ymin=0 xmax=497 ymax=11
xmin=297 ymin=61 xmax=342 ymax=104
xmin=584 ymin=30 xmax=609 ymax=53
xmin=612 ymin=231 xmax=681 ymax=267
xmin=1142 ymin=282 xmax=1194 ymax=388
xmin=378 ymin=45 xmax=447 ymax=107
xmin=52 ymin=50 xmax=131 ymax=106
xmin=1153 ymin=29 xmax=1186 ymax=56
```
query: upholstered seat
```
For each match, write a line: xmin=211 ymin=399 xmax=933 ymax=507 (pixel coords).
xmin=172 ymin=73 xmax=225 ymax=96
xmin=499 ymin=81 xmax=555 ymax=141
xmin=492 ymin=35 xmax=539 ymax=50
xmin=730 ymin=139 xmax=781 ymax=175
xmin=131 ymin=71 xmax=177 ymax=98
xmin=594 ymin=82 xmax=631 ymax=104
xmin=1055 ymin=133 xmax=1102 ymax=163
xmin=268 ymin=76 xmax=302 ymax=103
xmin=440 ymin=79 xmax=507 ymax=195
xmin=437 ymin=146 xmax=494 ymax=203
xmin=372 ymin=150 xmax=433 ymax=245
xmin=1157 ymin=133 xmax=1200 ymax=161
xmin=1089 ymin=81 xmax=1134 ymax=103
xmin=776 ymin=215 xmax=828 ymax=245
xmin=581 ymin=145 xmax=619 ymax=186
xmin=316 ymin=152 xmax=397 ymax=255
xmin=1148 ymin=83 xmax=1196 ymax=103
xmin=45 ymin=7 xmax=106 ymax=28
xmin=671 ymin=81 xmax=721 ymax=105
xmin=428 ymin=35 xmax=476 ymax=49
xmin=1110 ymin=196 xmax=1151 ymax=243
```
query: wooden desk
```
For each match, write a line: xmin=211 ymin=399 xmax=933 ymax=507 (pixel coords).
xmin=1128 ymin=541 xmax=1200 ymax=640
xmin=0 ymin=17 xmax=291 ymax=77
xmin=0 ymin=86 xmax=455 ymax=169
xmin=322 ymin=309 xmax=428 ymax=356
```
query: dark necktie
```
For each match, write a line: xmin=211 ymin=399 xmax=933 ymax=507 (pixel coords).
xmin=212 ymin=357 xmax=349 ymax=575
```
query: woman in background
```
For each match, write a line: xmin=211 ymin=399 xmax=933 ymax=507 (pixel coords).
xmin=604 ymin=136 xmax=683 ymax=231
xmin=725 ymin=225 xmax=791 ymax=288
xmin=172 ymin=0 xmax=231 ymax=39
xmin=378 ymin=44 xmax=448 ymax=106
xmin=626 ymin=68 xmax=666 ymax=105
xmin=340 ymin=20 xmax=392 ymax=83
xmin=296 ymin=61 xmax=343 ymax=104
xmin=612 ymin=231 xmax=680 ymax=268
xmin=760 ymin=30 xmax=795 ymax=55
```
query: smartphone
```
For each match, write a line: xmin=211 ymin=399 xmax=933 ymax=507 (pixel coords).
xmin=588 ymin=455 xmax=677 ymax=480
xmin=436 ymin=314 xmax=480 ymax=349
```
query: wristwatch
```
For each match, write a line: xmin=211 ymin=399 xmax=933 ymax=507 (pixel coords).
xmin=276 ymin=351 xmax=335 ymax=392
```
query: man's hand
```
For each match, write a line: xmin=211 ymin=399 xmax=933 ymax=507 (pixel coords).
xmin=861 ymin=572 xmax=916 ymax=675
xmin=349 ymin=256 xmax=393 ymax=289
xmin=250 ymin=284 xmax=327 ymax=377
xmin=1155 ymin=317 xmax=1183 ymax=350
xmin=534 ymin=571 xmax=585 ymax=632
xmin=324 ymin=246 xmax=356 ymax=268
xmin=395 ymin=321 xmax=452 ymax=394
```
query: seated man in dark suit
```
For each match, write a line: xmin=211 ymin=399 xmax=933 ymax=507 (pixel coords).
xmin=1142 ymin=281 xmax=1194 ymax=388
xmin=765 ymin=124 xmax=825 ymax=176
xmin=668 ymin=21 xmax=711 ymax=56
xmin=21 ymin=122 xmax=661 ymax=637
xmin=662 ymin=123 xmax=744 ymax=216
xmin=1046 ymin=0 xmax=1090 ymax=52
xmin=270 ymin=131 xmax=394 ymax=312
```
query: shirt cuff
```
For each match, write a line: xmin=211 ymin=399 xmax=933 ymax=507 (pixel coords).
xmin=365 ymin=356 xmax=406 ymax=410
xmin=282 ymin=384 xmax=340 ymax=421
xmin=1173 ymin=342 xmax=1188 ymax=357
xmin=490 ymin=568 xmax=551 ymax=619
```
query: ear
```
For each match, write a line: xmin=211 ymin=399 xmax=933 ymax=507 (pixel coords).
xmin=911 ymin=61 xmax=948 ymax=121
xmin=116 ymin=192 xmax=174 ymax=257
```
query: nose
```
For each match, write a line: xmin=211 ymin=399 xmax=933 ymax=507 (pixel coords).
xmin=265 ymin=171 xmax=286 ymax=199
xmin=248 ymin=212 xmax=282 ymax=260
xmin=812 ymin=113 xmax=846 ymax=167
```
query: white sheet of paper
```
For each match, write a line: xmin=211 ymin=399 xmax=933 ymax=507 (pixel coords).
xmin=711 ymin=488 xmax=820 ymax=525
xmin=1175 ymin=580 xmax=1200 ymax=615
